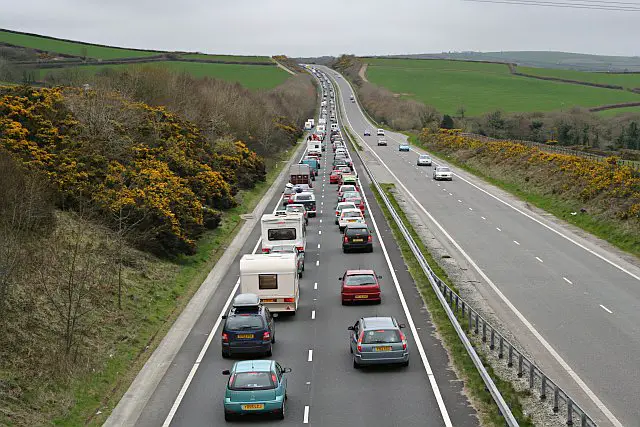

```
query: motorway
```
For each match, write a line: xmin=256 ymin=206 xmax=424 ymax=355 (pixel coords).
xmin=132 ymin=71 xmax=478 ymax=426
xmin=322 ymin=66 xmax=640 ymax=426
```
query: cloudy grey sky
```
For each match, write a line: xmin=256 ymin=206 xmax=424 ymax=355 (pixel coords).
xmin=1 ymin=0 xmax=639 ymax=57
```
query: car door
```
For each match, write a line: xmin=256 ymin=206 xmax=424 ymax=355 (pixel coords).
xmin=350 ymin=320 xmax=360 ymax=353
xmin=275 ymin=362 xmax=287 ymax=392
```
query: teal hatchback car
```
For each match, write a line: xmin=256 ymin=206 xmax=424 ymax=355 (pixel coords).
xmin=222 ymin=360 xmax=291 ymax=421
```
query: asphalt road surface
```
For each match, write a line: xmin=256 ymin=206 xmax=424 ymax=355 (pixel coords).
xmin=133 ymin=71 xmax=478 ymax=427
xmin=321 ymin=66 xmax=640 ymax=427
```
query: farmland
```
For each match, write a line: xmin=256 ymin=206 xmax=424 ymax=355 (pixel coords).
xmin=179 ymin=53 xmax=273 ymax=63
xmin=518 ymin=66 xmax=640 ymax=90
xmin=364 ymin=58 xmax=640 ymax=116
xmin=35 ymin=61 xmax=290 ymax=90
xmin=596 ymin=106 xmax=640 ymax=117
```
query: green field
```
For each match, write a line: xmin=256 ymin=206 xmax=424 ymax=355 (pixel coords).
xmin=596 ymin=106 xmax=640 ymax=117
xmin=179 ymin=53 xmax=273 ymax=63
xmin=519 ymin=66 xmax=640 ymax=90
xmin=0 ymin=30 xmax=162 ymax=59
xmin=35 ymin=61 xmax=290 ymax=90
xmin=364 ymin=58 xmax=640 ymax=116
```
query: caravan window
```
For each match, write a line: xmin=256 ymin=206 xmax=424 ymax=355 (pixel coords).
xmin=268 ymin=228 xmax=296 ymax=241
xmin=259 ymin=274 xmax=278 ymax=290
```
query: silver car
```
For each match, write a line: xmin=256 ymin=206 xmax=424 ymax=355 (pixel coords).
xmin=433 ymin=166 xmax=453 ymax=181
xmin=417 ymin=154 xmax=432 ymax=166
xmin=349 ymin=317 xmax=409 ymax=368
xmin=269 ymin=244 xmax=305 ymax=278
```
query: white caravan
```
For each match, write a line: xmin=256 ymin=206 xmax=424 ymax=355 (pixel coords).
xmin=261 ymin=212 xmax=306 ymax=253
xmin=240 ymin=253 xmax=299 ymax=313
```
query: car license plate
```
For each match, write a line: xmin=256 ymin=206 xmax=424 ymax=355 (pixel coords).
xmin=261 ymin=298 xmax=277 ymax=303
xmin=355 ymin=295 xmax=368 ymax=299
xmin=242 ymin=404 xmax=264 ymax=410
xmin=375 ymin=346 xmax=392 ymax=351
xmin=352 ymin=238 xmax=363 ymax=242
xmin=237 ymin=334 xmax=254 ymax=339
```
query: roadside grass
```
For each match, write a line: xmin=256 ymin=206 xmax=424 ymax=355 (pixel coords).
xmin=36 ymin=61 xmax=290 ymax=90
xmin=407 ymin=134 xmax=640 ymax=258
xmin=343 ymin=126 xmax=362 ymax=151
xmin=518 ymin=66 xmax=640 ymax=90
xmin=372 ymin=183 xmax=533 ymax=427
xmin=178 ymin=53 xmax=273 ymax=63
xmin=54 ymin=145 xmax=299 ymax=426
xmin=364 ymin=58 xmax=640 ymax=116
xmin=0 ymin=29 xmax=161 ymax=59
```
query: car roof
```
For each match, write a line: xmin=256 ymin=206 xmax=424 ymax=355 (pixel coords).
xmin=362 ymin=317 xmax=396 ymax=329
xmin=296 ymin=192 xmax=315 ymax=198
xmin=232 ymin=293 xmax=261 ymax=307
xmin=234 ymin=360 xmax=273 ymax=373
xmin=342 ymin=208 xmax=362 ymax=214
xmin=419 ymin=154 xmax=430 ymax=157
xmin=346 ymin=269 xmax=375 ymax=275
xmin=337 ymin=201 xmax=356 ymax=207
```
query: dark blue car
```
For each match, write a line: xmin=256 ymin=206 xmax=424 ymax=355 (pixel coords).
xmin=222 ymin=294 xmax=275 ymax=358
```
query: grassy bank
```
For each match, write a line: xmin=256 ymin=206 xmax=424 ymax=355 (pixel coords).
xmin=372 ymin=183 xmax=533 ymax=427
xmin=407 ymin=134 xmax=640 ymax=258
xmin=54 ymin=144 xmax=299 ymax=426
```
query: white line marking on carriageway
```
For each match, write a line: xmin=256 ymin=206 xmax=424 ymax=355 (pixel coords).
xmin=600 ymin=304 xmax=613 ymax=314
xmin=314 ymin=282 xmax=318 ymax=290
xmin=316 ymin=260 xmax=319 ymax=267
xmin=563 ymin=277 xmax=573 ymax=285
xmin=331 ymin=72 xmax=624 ymax=427
xmin=308 ymin=350 xmax=313 ymax=362
xmin=496 ymin=227 xmax=502 ymax=232
xmin=513 ymin=240 xmax=520 ymax=246
xmin=311 ymin=310 xmax=316 ymax=320
xmin=303 ymin=405 xmax=310 ymax=423
xmin=161 ymin=147 xmax=310 ymax=427
xmin=535 ymin=257 xmax=543 ymax=263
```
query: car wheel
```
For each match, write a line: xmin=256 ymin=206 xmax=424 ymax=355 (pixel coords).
xmin=272 ymin=332 xmax=276 ymax=344
xmin=225 ymin=411 xmax=233 ymax=422
xmin=278 ymin=400 xmax=285 ymax=420
xmin=368 ymin=246 xmax=373 ymax=253
xmin=221 ymin=349 xmax=230 ymax=359
xmin=403 ymin=360 xmax=410 ymax=367
xmin=266 ymin=347 xmax=273 ymax=357
xmin=353 ymin=358 xmax=360 ymax=369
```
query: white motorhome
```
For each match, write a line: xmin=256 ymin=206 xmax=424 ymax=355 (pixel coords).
xmin=304 ymin=121 xmax=312 ymax=131
xmin=316 ymin=124 xmax=325 ymax=134
xmin=318 ymin=118 xmax=326 ymax=125
xmin=240 ymin=253 xmax=299 ymax=313
xmin=307 ymin=140 xmax=321 ymax=153
xmin=261 ymin=212 xmax=306 ymax=253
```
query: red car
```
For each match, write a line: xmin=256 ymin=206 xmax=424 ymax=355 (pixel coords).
xmin=330 ymin=169 xmax=342 ymax=184
xmin=344 ymin=196 xmax=365 ymax=215
xmin=340 ymin=270 xmax=382 ymax=304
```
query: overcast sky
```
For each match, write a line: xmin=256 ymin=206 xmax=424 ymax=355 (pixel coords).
xmin=1 ymin=0 xmax=639 ymax=57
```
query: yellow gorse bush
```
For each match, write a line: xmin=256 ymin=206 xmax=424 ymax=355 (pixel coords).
xmin=0 ymin=86 xmax=266 ymax=255
xmin=420 ymin=129 xmax=640 ymax=220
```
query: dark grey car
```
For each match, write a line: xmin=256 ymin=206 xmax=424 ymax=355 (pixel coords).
xmin=348 ymin=317 xmax=409 ymax=368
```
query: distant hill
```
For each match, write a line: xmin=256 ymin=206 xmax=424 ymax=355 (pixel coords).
xmin=373 ymin=51 xmax=640 ymax=72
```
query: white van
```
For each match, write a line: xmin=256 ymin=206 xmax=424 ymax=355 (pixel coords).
xmin=304 ymin=121 xmax=312 ymax=131
xmin=318 ymin=118 xmax=326 ymax=125
xmin=261 ymin=212 xmax=306 ymax=253
xmin=240 ymin=253 xmax=299 ymax=313
xmin=316 ymin=124 xmax=325 ymax=134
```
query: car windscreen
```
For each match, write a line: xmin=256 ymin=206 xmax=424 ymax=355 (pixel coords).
xmin=229 ymin=371 xmax=275 ymax=391
xmin=286 ymin=206 xmax=304 ymax=213
xmin=345 ymin=274 xmax=377 ymax=286
xmin=270 ymin=245 xmax=294 ymax=253
xmin=346 ymin=198 xmax=362 ymax=206
xmin=343 ymin=211 xmax=362 ymax=218
xmin=225 ymin=314 xmax=264 ymax=331
xmin=362 ymin=329 xmax=401 ymax=344
xmin=268 ymin=228 xmax=296 ymax=241
xmin=343 ymin=192 xmax=359 ymax=199
xmin=338 ymin=204 xmax=356 ymax=212
xmin=295 ymin=194 xmax=312 ymax=201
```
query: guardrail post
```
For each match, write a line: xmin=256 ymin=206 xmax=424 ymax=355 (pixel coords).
xmin=567 ymin=398 xmax=574 ymax=426
xmin=517 ymin=354 xmax=523 ymax=377
xmin=468 ymin=309 xmax=473 ymax=332
xmin=540 ymin=375 xmax=547 ymax=399
xmin=553 ymin=386 xmax=560 ymax=412
xmin=508 ymin=344 xmax=513 ymax=367
xmin=475 ymin=313 xmax=479 ymax=334
xmin=529 ymin=364 xmax=535 ymax=389
xmin=490 ymin=328 xmax=495 ymax=350
xmin=461 ymin=300 xmax=465 ymax=316
xmin=454 ymin=294 xmax=459 ymax=312
xmin=581 ymin=413 xmax=587 ymax=427
xmin=482 ymin=321 xmax=487 ymax=343
xmin=498 ymin=336 xmax=504 ymax=359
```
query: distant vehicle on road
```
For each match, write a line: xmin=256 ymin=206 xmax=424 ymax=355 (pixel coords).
xmin=339 ymin=209 xmax=365 ymax=233
xmin=335 ymin=201 xmax=357 ymax=224
xmin=376 ymin=129 xmax=385 ymax=136
xmin=417 ymin=154 xmax=432 ymax=166
xmin=340 ymin=270 xmax=382 ymax=304
xmin=221 ymin=293 xmax=275 ymax=358
xmin=342 ymin=223 xmax=372 ymax=252
xmin=364 ymin=129 xmax=371 ymax=136
xmin=377 ymin=139 xmax=387 ymax=146
xmin=398 ymin=144 xmax=410 ymax=152
xmin=222 ymin=360 xmax=291 ymax=421
xmin=348 ymin=317 xmax=409 ymax=368
xmin=269 ymin=244 xmax=305 ymax=278
xmin=433 ymin=166 xmax=453 ymax=181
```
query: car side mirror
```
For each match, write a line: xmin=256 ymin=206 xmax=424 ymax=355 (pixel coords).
xmin=221 ymin=315 xmax=227 ymax=320
xmin=347 ymin=326 xmax=354 ymax=331
xmin=222 ymin=369 xmax=230 ymax=375
xmin=283 ymin=367 xmax=292 ymax=373
xmin=338 ymin=277 xmax=342 ymax=280
xmin=399 ymin=323 xmax=406 ymax=329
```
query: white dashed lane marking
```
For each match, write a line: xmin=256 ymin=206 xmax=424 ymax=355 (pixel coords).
xmin=535 ymin=257 xmax=543 ymax=263
xmin=308 ymin=350 xmax=313 ymax=362
xmin=303 ymin=405 xmax=310 ymax=423
xmin=496 ymin=227 xmax=502 ymax=232
xmin=316 ymin=260 xmax=319 ymax=266
xmin=481 ymin=216 xmax=486 ymax=220
xmin=314 ymin=282 xmax=318 ymax=290
xmin=311 ymin=310 xmax=316 ymax=320
xmin=563 ymin=277 xmax=573 ymax=285
xmin=514 ymin=240 xmax=520 ymax=245
xmin=600 ymin=305 xmax=613 ymax=314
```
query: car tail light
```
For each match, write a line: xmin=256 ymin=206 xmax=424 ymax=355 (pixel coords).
xmin=400 ymin=331 xmax=407 ymax=350
xmin=367 ymin=235 xmax=372 ymax=243
xmin=344 ymin=236 xmax=349 ymax=243
xmin=357 ymin=331 xmax=364 ymax=352
xmin=222 ymin=333 xmax=229 ymax=343
xmin=262 ymin=331 xmax=271 ymax=342
xmin=335 ymin=210 xmax=340 ymax=216
xmin=283 ymin=297 xmax=295 ymax=303
xmin=262 ymin=248 xmax=270 ymax=253
xmin=296 ymin=245 xmax=304 ymax=252
xmin=271 ymin=373 xmax=277 ymax=383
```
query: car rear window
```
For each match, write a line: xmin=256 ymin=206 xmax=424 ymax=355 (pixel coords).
xmin=341 ymin=186 xmax=355 ymax=192
xmin=286 ymin=206 xmax=304 ymax=213
xmin=229 ymin=371 xmax=275 ymax=391
xmin=362 ymin=329 xmax=401 ymax=344
xmin=343 ymin=211 xmax=362 ymax=218
xmin=225 ymin=314 xmax=264 ymax=331
xmin=348 ymin=198 xmax=362 ymax=205
xmin=268 ymin=228 xmax=296 ymax=241
xmin=345 ymin=274 xmax=376 ymax=286
xmin=296 ymin=194 xmax=312 ymax=201
xmin=345 ymin=226 xmax=368 ymax=236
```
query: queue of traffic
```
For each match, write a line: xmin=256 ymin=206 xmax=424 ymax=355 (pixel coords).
xmin=219 ymin=68 xmax=409 ymax=422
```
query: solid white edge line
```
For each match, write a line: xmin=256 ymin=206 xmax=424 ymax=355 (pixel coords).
xmin=308 ymin=349 xmax=313 ymax=362
xmin=162 ymin=145 xmax=310 ymax=427
xmin=331 ymin=69 xmax=623 ymax=427
xmin=303 ymin=405 xmax=310 ymax=423
xmin=600 ymin=304 xmax=613 ymax=314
